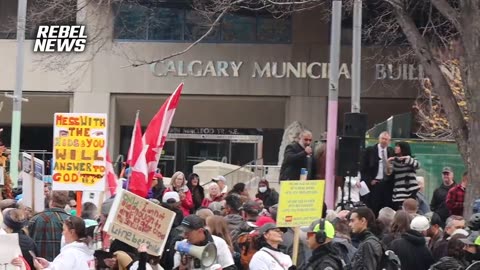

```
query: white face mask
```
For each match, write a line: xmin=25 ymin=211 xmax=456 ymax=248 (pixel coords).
xmin=259 ymin=187 xmax=267 ymax=193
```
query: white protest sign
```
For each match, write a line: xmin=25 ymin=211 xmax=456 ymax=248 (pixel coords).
xmin=0 ymin=233 xmax=23 ymax=270
xmin=21 ymin=153 xmax=45 ymax=213
xmin=104 ymin=189 xmax=176 ymax=256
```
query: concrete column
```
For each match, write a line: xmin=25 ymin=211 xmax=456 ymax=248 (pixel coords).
xmin=285 ymin=96 xmax=327 ymax=140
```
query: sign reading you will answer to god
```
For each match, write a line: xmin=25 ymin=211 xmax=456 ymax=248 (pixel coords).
xmin=52 ymin=113 xmax=108 ymax=191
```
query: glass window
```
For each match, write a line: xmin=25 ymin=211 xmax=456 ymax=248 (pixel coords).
xmin=148 ymin=7 xmax=184 ymax=40
xmin=221 ymin=14 xmax=256 ymax=42
xmin=0 ymin=0 xmax=17 ymax=39
xmin=257 ymin=17 xmax=291 ymax=43
xmin=185 ymin=10 xmax=219 ymax=41
xmin=112 ymin=5 xmax=291 ymax=44
xmin=114 ymin=4 xmax=149 ymax=40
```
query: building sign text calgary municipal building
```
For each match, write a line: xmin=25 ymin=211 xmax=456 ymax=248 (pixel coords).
xmin=150 ymin=60 xmax=425 ymax=81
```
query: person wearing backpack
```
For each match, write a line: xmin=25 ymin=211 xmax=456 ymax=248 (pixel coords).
xmin=298 ymin=219 xmax=344 ymax=270
xmin=236 ymin=216 xmax=276 ymax=269
xmin=349 ymin=207 xmax=385 ymax=270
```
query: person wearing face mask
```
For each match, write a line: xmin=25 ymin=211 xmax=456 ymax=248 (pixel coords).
xmin=255 ymin=179 xmax=279 ymax=210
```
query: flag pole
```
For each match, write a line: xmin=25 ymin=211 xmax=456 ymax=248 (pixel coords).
xmin=125 ymin=110 xmax=140 ymax=191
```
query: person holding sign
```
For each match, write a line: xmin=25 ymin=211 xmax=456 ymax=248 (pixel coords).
xmin=299 ymin=219 xmax=344 ymax=270
xmin=33 ymin=216 xmax=94 ymax=270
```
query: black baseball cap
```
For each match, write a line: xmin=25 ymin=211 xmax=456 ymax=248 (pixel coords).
xmin=181 ymin=215 xmax=205 ymax=231
xmin=259 ymin=223 xmax=287 ymax=235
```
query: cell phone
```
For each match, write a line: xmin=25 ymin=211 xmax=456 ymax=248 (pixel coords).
xmin=29 ymin=250 xmax=37 ymax=260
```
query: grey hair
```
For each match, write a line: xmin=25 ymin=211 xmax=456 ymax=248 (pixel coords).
xmin=378 ymin=207 xmax=396 ymax=223
xmin=446 ymin=215 xmax=465 ymax=228
xmin=378 ymin=131 xmax=391 ymax=139
xmin=301 ymin=129 xmax=312 ymax=137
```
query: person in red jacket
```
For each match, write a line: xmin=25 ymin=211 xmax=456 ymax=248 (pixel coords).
xmin=164 ymin=171 xmax=194 ymax=217
xmin=201 ymin=183 xmax=224 ymax=208
xmin=446 ymin=171 xmax=468 ymax=216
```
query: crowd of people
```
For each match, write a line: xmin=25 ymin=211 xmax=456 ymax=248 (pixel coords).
xmin=0 ymin=129 xmax=477 ymax=270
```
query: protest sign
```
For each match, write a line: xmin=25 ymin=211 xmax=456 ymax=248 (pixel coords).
xmin=0 ymin=233 xmax=23 ymax=270
xmin=276 ymin=180 xmax=325 ymax=227
xmin=52 ymin=113 xmax=107 ymax=191
xmin=104 ymin=189 xmax=176 ymax=256
xmin=21 ymin=153 xmax=45 ymax=213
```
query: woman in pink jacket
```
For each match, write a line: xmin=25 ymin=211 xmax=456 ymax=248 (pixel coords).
xmin=164 ymin=171 xmax=194 ymax=216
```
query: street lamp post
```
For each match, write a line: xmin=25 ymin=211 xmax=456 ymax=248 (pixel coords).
xmin=9 ymin=0 xmax=28 ymax=187
xmin=325 ymin=0 xmax=342 ymax=209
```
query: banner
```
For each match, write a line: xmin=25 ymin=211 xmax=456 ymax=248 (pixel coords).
xmin=52 ymin=113 xmax=107 ymax=191
xmin=276 ymin=180 xmax=325 ymax=227
xmin=104 ymin=189 xmax=176 ymax=256
xmin=21 ymin=153 xmax=45 ymax=213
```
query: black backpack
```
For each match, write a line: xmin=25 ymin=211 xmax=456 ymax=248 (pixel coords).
xmin=367 ymin=236 xmax=401 ymax=270
xmin=160 ymin=226 xmax=184 ymax=270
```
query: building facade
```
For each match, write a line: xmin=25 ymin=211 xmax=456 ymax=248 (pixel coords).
xmin=0 ymin=1 xmax=421 ymax=175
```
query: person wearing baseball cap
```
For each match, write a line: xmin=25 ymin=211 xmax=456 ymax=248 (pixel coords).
xmin=173 ymin=215 xmax=235 ymax=270
xmin=299 ymin=219 xmax=343 ymax=270
xmin=431 ymin=166 xmax=457 ymax=223
xmin=461 ymin=232 xmax=480 ymax=265
xmin=249 ymin=223 xmax=292 ymax=270
xmin=212 ymin=175 xmax=228 ymax=196
xmin=389 ymin=215 xmax=434 ymax=270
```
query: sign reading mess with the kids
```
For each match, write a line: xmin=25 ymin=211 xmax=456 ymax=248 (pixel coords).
xmin=52 ymin=113 xmax=107 ymax=191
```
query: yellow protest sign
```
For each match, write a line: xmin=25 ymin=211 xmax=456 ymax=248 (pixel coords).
xmin=104 ymin=189 xmax=176 ymax=256
xmin=276 ymin=180 xmax=325 ymax=227
xmin=52 ymin=113 xmax=107 ymax=191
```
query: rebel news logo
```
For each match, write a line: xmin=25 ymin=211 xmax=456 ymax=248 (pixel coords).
xmin=33 ymin=25 xmax=87 ymax=52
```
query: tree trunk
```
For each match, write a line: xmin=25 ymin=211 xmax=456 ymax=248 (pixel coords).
xmin=460 ymin=0 xmax=480 ymax=217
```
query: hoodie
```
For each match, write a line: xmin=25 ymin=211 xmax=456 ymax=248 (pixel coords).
xmin=225 ymin=214 xmax=252 ymax=241
xmin=45 ymin=241 xmax=94 ymax=270
xmin=389 ymin=230 xmax=434 ymax=270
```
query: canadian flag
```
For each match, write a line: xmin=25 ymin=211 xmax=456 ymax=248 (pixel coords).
xmin=126 ymin=115 xmax=150 ymax=198
xmin=105 ymin=153 xmax=118 ymax=198
xmin=143 ymin=83 xmax=183 ymax=186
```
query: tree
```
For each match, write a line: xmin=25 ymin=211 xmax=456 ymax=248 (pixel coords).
xmin=384 ymin=0 xmax=479 ymax=216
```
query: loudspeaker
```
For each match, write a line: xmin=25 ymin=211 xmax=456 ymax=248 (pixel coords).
xmin=337 ymin=136 xmax=362 ymax=177
xmin=344 ymin=113 xmax=368 ymax=138
xmin=175 ymin=242 xmax=217 ymax=268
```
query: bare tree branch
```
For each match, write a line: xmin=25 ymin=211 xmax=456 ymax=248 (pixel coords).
xmin=431 ymin=0 xmax=461 ymax=31
xmin=386 ymin=0 xmax=469 ymax=162
xmin=125 ymin=1 xmax=239 ymax=68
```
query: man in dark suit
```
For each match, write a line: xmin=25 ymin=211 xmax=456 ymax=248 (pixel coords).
xmin=360 ymin=131 xmax=394 ymax=216
xmin=280 ymin=130 xmax=315 ymax=180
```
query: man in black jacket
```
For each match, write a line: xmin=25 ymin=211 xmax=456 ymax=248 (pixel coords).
xmin=360 ymin=131 xmax=395 ymax=216
xmin=280 ymin=130 xmax=315 ymax=181
xmin=299 ymin=219 xmax=344 ymax=270
xmin=390 ymin=215 xmax=435 ymax=270
xmin=431 ymin=167 xmax=456 ymax=223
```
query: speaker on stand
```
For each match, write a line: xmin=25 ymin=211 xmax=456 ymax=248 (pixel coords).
xmin=337 ymin=113 xmax=367 ymax=210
